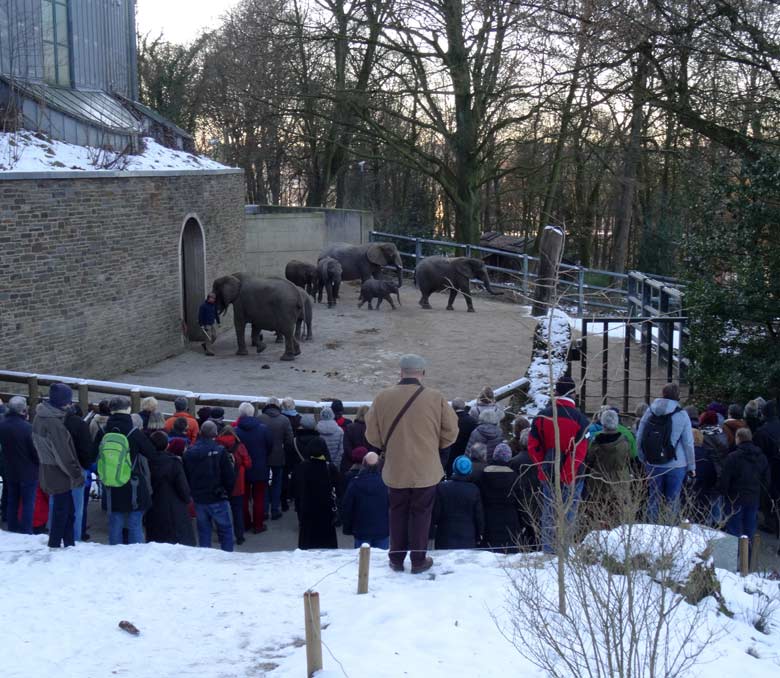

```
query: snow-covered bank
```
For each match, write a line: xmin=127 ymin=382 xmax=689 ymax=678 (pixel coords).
xmin=0 ymin=131 xmax=230 ymax=172
xmin=1 ymin=529 xmax=778 ymax=677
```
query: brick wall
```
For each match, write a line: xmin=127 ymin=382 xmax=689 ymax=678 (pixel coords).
xmin=0 ymin=171 xmax=245 ymax=378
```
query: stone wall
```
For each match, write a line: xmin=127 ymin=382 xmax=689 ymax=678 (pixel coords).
xmin=244 ymin=206 xmax=373 ymax=276
xmin=0 ymin=170 xmax=245 ymax=378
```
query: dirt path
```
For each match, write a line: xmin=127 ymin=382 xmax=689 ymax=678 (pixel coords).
xmin=112 ymin=282 xmax=537 ymax=403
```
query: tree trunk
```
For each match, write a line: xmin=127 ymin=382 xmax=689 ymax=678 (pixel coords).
xmin=532 ymin=225 xmax=565 ymax=316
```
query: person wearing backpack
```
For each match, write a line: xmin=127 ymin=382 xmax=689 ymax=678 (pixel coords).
xmin=184 ymin=421 xmax=236 ymax=551
xmin=31 ymin=384 xmax=84 ymax=548
xmin=94 ymin=395 xmax=156 ymax=545
xmin=637 ymin=383 xmax=695 ymax=522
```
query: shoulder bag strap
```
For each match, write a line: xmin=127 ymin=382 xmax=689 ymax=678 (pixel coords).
xmin=380 ymin=385 xmax=425 ymax=459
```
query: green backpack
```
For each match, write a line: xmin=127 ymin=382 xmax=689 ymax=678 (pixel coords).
xmin=98 ymin=428 xmax=135 ymax=488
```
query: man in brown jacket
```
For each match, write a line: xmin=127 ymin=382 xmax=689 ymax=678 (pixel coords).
xmin=366 ymin=354 xmax=458 ymax=574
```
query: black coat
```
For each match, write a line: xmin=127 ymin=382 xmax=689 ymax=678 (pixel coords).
xmin=754 ymin=409 xmax=780 ymax=497
xmin=719 ymin=442 xmax=771 ymax=506
xmin=292 ymin=455 xmax=341 ymax=549
xmin=293 ymin=429 xmax=321 ymax=462
xmin=431 ymin=476 xmax=484 ymax=549
xmin=445 ymin=410 xmax=478 ymax=475
xmin=478 ymin=464 xmax=520 ymax=548
xmin=144 ymin=452 xmax=196 ymax=546
xmin=183 ymin=438 xmax=236 ymax=504
xmin=341 ymin=421 xmax=374 ymax=474
xmin=65 ymin=411 xmax=95 ymax=470
xmin=95 ymin=413 xmax=155 ymax=513
xmin=341 ymin=468 xmax=389 ymax=541
xmin=0 ymin=411 xmax=38 ymax=483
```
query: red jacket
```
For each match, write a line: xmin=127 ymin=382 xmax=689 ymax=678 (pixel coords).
xmin=217 ymin=432 xmax=252 ymax=496
xmin=528 ymin=397 xmax=590 ymax=484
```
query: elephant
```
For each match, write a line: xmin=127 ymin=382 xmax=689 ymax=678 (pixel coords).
xmin=285 ymin=260 xmax=319 ymax=298
xmin=212 ymin=273 xmax=303 ymax=360
xmin=414 ymin=256 xmax=503 ymax=312
xmin=358 ymin=279 xmax=401 ymax=310
xmin=293 ymin=285 xmax=314 ymax=340
xmin=318 ymin=242 xmax=404 ymax=289
xmin=316 ymin=257 xmax=343 ymax=308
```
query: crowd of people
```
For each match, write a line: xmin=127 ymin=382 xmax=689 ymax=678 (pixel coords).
xmin=0 ymin=357 xmax=778 ymax=571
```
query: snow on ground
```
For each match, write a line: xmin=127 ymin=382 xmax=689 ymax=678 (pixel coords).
xmin=2 ymin=527 xmax=779 ymax=677
xmin=524 ymin=308 xmax=572 ymax=416
xmin=0 ymin=131 xmax=229 ymax=172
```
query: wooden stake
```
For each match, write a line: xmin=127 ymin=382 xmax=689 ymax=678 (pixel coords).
xmin=750 ymin=533 xmax=761 ymax=573
xmin=739 ymin=535 xmax=749 ymax=577
xmin=78 ymin=382 xmax=90 ymax=414
xmin=130 ymin=389 xmax=141 ymax=414
xmin=27 ymin=376 xmax=39 ymax=413
xmin=303 ymin=591 xmax=323 ymax=677
xmin=357 ymin=544 xmax=370 ymax=594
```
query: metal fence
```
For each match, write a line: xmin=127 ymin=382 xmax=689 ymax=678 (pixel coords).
xmin=370 ymin=231 xmax=680 ymax=316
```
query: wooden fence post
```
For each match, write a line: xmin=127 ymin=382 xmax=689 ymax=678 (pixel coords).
xmin=130 ymin=389 xmax=141 ymax=413
xmin=187 ymin=396 xmax=197 ymax=415
xmin=357 ymin=544 xmax=370 ymax=594
xmin=78 ymin=382 xmax=90 ymax=414
xmin=303 ymin=591 xmax=323 ymax=677
xmin=27 ymin=376 xmax=39 ymax=414
xmin=739 ymin=535 xmax=749 ymax=577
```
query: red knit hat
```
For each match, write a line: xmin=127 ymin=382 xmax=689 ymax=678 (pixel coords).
xmin=700 ymin=410 xmax=718 ymax=427
xmin=351 ymin=446 xmax=369 ymax=463
xmin=167 ymin=438 xmax=187 ymax=457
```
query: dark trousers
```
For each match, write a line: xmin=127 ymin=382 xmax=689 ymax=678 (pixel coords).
xmin=7 ymin=479 xmax=37 ymax=534
xmin=230 ymin=495 xmax=245 ymax=540
xmin=388 ymin=485 xmax=437 ymax=567
xmin=727 ymin=501 xmax=759 ymax=561
xmin=266 ymin=466 xmax=284 ymax=515
xmin=49 ymin=491 xmax=75 ymax=548
xmin=244 ymin=481 xmax=267 ymax=531
xmin=0 ymin=477 xmax=7 ymax=523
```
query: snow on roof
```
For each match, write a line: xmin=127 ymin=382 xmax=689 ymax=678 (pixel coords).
xmin=0 ymin=131 xmax=231 ymax=173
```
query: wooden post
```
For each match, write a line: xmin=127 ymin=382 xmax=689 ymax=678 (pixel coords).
xmin=739 ymin=535 xmax=749 ymax=577
xmin=531 ymin=225 xmax=564 ymax=317
xmin=750 ymin=533 xmax=761 ymax=573
xmin=78 ymin=382 xmax=90 ymax=414
xmin=303 ymin=591 xmax=323 ymax=677
xmin=357 ymin=544 xmax=370 ymax=594
xmin=679 ymin=519 xmax=691 ymax=530
xmin=187 ymin=396 xmax=197 ymax=415
xmin=130 ymin=389 xmax=141 ymax=413
xmin=27 ymin=376 xmax=40 ymax=410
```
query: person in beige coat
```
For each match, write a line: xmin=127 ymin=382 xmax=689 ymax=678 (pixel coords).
xmin=366 ymin=354 xmax=458 ymax=574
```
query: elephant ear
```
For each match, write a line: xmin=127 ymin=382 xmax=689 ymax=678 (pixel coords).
xmin=453 ymin=258 xmax=477 ymax=280
xmin=215 ymin=275 xmax=242 ymax=305
xmin=366 ymin=243 xmax=388 ymax=266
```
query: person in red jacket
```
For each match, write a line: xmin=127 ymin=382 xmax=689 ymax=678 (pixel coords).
xmin=217 ymin=424 xmax=253 ymax=546
xmin=528 ymin=376 xmax=589 ymax=554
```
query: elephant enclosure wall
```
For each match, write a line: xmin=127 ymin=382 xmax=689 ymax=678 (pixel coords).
xmin=0 ymin=170 xmax=245 ymax=378
xmin=244 ymin=206 xmax=373 ymax=276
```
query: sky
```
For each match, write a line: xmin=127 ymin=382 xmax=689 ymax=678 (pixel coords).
xmin=136 ymin=0 xmax=241 ymax=44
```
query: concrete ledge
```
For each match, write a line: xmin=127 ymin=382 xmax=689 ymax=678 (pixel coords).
xmin=0 ymin=168 xmax=244 ymax=180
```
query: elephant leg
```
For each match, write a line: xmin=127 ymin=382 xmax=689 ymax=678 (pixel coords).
xmin=376 ymin=297 xmax=383 ymax=309
xmin=280 ymin=330 xmax=297 ymax=360
xmin=235 ymin=318 xmax=248 ymax=355
xmin=295 ymin=318 xmax=302 ymax=340
xmin=419 ymin=291 xmax=432 ymax=309
xmin=463 ymin=286 xmax=475 ymax=312
xmin=274 ymin=331 xmax=284 ymax=344
xmin=333 ymin=282 xmax=340 ymax=300
xmin=305 ymin=318 xmax=312 ymax=340
xmin=386 ymin=295 xmax=396 ymax=310
xmin=358 ymin=295 xmax=365 ymax=308
xmin=446 ymin=288 xmax=458 ymax=310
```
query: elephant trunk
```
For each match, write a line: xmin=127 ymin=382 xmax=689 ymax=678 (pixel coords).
xmin=482 ymin=274 xmax=503 ymax=296
xmin=395 ymin=264 xmax=403 ymax=288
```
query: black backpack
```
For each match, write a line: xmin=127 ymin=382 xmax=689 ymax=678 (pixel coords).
xmin=641 ymin=407 xmax=681 ymax=465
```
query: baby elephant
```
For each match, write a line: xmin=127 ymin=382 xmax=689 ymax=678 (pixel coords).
xmin=358 ymin=279 xmax=401 ymax=310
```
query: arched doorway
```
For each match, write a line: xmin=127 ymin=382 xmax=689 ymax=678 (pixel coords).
xmin=180 ymin=217 xmax=206 ymax=340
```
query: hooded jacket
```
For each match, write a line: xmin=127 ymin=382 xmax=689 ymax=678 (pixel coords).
xmin=636 ymin=398 xmax=695 ymax=471
xmin=340 ymin=467 xmax=389 ymax=541
xmin=217 ymin=431 xmax=252 ymax=496
xmin=31 ymin=401 xmax=84 ymax=495
xmin=719 ymin=442 xmax=771 ymax=506
xmin=431 ymin=476 xmax=484 ymax=549
xmin=316 ymin=419 xmax=345 ymax=469
xmin=465 ymin=422 xmax=504 ymax=459
xmin=527 ymin=396 xmax=590 ymax=484
xmin=0 ymin=410 xmax=38 ymax=483
xmin=258 ymin=405 xmax=294 ymax=467
xmin=235 ymin=415 xmax=273 ymax=483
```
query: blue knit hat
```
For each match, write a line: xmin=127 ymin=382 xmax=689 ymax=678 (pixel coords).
xmin=492 ymin=442 xmax=512 ymax=463
xmin=452 ymin=455 xmax=473 ymax=477
xmin=48 ymin=383 xmax=73 ymax=409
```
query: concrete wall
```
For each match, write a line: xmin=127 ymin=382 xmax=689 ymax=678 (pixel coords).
xmin=0 ymin=169 xmax=245 ymax=378
xmin=244 ymin=206 xmax=373 ymax=276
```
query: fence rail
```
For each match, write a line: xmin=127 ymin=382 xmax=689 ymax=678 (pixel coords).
xmin=370 ymin=230 xmax=674 ymax=316
xmin=0 ymin=370 xmax=530 ymax=416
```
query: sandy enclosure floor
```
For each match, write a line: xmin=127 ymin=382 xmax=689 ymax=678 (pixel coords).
xmin=112 ymin=283 xmax=537 ymax=402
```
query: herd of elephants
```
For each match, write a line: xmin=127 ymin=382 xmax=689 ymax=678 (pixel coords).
xmin=210 ymin=242 xmax=503 ymax=361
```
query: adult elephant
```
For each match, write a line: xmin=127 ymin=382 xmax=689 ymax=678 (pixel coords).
xmin=285 ymin=260 xmax=318 ymax=298
xmin=415 ymin=256 xmax=502 ymax=312
xmin=318 ymin=242 xmax=403 ymax=288
xmin=212 ymin=273 xmax=302 ymax=360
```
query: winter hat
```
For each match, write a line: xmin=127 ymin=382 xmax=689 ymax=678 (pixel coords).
xmin=48 ymin=383 xmax=73 ymax=409
xmin=363 ymin=451 xmax=380 ymax=467
xmin=600 ymin=409 xmax=619 ymax=431
xmin=200 ymin=420 xmax=218 ymax=439
xmin=300 ymin=414 xmax=317 ymax=430
xmin=700 ymin=410 xmax=718 ymax=427
xmin=149 ymin=431 xmax=169 ymax=451
xmin=451 ymin=398 xmax=467 ymax=412
xmin=400 ymin=354 xmax=426 ymax=371
xmin=555 ymin=376 xmax=575 ymax=397
xmin=167 ymin=437 xmax=187 ymax=457
xmin=329 ymin=399 xmax=345 ymax=415
xmin=281 ymin=397 xmax=298 ymax=416
xmin=197 ymin=406 xmax=212 ymax=424
xmin=320 ymin=407 xmax=335 ymax=421
xmin=492 ymin=442 xmax=512 ymax=463
xmin=708 ymin=402 xmax=727 ymax=418
xmin=210 ymin=407 xmax=225 ymax=421
xmin=452 ymin=455 xmax=473 ymax=477
xmin=351 ymin=446 xmax=369 ymax=463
